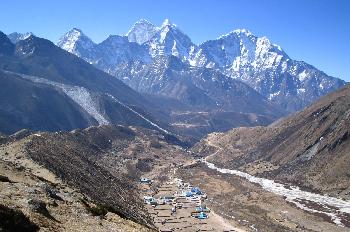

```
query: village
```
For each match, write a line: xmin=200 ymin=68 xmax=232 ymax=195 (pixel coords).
xmin=140 ymin=177 xmax=240 ymax=232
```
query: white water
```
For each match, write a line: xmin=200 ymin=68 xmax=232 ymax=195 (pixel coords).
xmin=204 ymin=159 xmax=350 ymax=227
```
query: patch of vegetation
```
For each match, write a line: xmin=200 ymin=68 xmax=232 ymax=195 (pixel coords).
xmin=27 ymin=198 xmax=59 ymax=222
xmin=150 ymin=140 xmax=162 ymax=149
xmin=136 ymin=158 xmax=153 ymax=172
xmin=0 ymin=204 xmax=39 ymax=232
xmin=80 ymin=198 xmax=115 ymax=218
xmin=0 ymin=175 xmax=12 ymax=183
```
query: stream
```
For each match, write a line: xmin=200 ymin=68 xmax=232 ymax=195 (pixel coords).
xmin=203 ymin=159 xmax=350 ymax=227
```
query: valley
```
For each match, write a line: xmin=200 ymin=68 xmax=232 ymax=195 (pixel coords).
xmin=1 ymin=118 xmax=350 ymax=231
xmin=0 ymin=9 xmax=349 ymax=232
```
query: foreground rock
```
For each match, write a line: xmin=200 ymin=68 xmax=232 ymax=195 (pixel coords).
xmin=0 ymin=125 xmax=190 ymax=231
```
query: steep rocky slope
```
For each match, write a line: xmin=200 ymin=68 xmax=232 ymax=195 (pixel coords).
xmin=0 ymin=125 xmax=190 ymax=231
xmin=194 ymin=84 xmax=350 ymax=199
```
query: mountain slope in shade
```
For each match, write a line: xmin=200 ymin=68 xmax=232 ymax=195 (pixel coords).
xmin=0 ymin=31 xmax=15 ymax=55
xmin=0 ymin=69 xmax=96 ymax=134
xmin=0 ymin=32 xmax=172 ymax=135
xmin=194 ymin=84 xmax=350 ymax=200
xmin=57 ymin=20 xmax=346 ymax=112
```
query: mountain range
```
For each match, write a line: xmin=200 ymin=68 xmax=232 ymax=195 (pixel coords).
xmin=1 ymin=19 xmax=346 ymax=140
xmin=56 ymin=19 xmax=346 ymax=112
xmin=1 ymin=30 xmax=287 ymax=140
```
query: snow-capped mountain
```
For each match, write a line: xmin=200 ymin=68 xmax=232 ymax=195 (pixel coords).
xmin=126 ymin=19 xmax=158 ymax=44
xmin=7 ymin=32 xmax=34 ymax=43
xmin=57 ymin=19 xmax=346 ymax=112
xmin=57 ymin=28 xmax=151 ymax=69
xmin=145 ymin=19 xmax=195 ymax=61
xmin=111 ymin=55 xmax=285 ymax=117
xmin=191 ymin=29 xmax=346 ymax=111
xmin=57 ymin=28 xmax=98 ymax=64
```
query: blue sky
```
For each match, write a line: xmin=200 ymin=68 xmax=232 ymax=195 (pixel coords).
xmin=1 ymin=0 xmax=349 ymax=81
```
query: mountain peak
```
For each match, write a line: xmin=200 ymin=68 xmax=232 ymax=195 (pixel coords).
xmin=162 ymin=18 xmax=172 ymax=27
xmin=65 ymin=28 xmax=86 ymax=39
xmin=57 ymin=28 xmax=95 ymax=53
xmin=134 ymin=18 xmax=154 ymax=26
xmin=71 ymin=27 xmax=83 ymax=33
xmin=7 ymin=32 xmax=34 ymax=43
xmin=0 ymin=31 xmax=15 ymax=55
xmin=232 ymin=28 xmax=253 ymax=35
xmin=218 ymin=28 xmax=254 ymax=40
xmin=127 ymin=19 xmax=158 ymax=44
xmin=14 ymin=35 xmax=59 ymax=57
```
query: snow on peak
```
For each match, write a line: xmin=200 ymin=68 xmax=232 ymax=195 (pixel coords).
xmin=162 ymin=18 xmax=172 ymax=27
xmin=7 ymin=32 xmax=34 ymax=43
xmin=127 ymin=19 xmax=158 ymax=44
xmin=57 ymin=28 xmax=95 ymax=53
xmin=218 ymin=28 xmax=254 ymax=40
xmin=232 ymin=28 xmax=253 ymax=36
xmin=135 ymin=18 xmax=153 ymax=25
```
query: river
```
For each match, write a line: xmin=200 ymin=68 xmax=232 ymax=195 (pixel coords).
xmin=204 ymin=159 xmax=350 ymax=227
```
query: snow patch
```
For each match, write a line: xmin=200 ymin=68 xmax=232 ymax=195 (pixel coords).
xmin=297 ymin=88 xmax=306 ymax=94
xmin=298 ymin=70 xmax=309 ymax=81
xmin=268 ymin=91 xmax=280 ymax=100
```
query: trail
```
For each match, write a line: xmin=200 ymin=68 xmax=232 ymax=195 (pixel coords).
xmin=203 ymin=141 xmax=350 ymax=227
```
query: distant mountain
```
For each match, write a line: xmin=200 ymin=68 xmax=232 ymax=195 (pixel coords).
xmin=57 ymin=28 xmax=97 ymax=62
xmin=0 ymin=31 xmax=170 ymax=135
xmin=57 ymin=19 xmax=346 ymax=112
xmin=57 ymin=28 xmax=151 ymax=70
xmin=145 ymin=19 xmax=195 ymax=60
xmin=7 ymin=32 xmax=34 ymax=43
xmin=127 ymin=19 xmax=158 ymax=44
xmin=111 ymin=55 xmax=284 ymax=116
xmin=191 ymin=29 xmax=346 ymax=111
xmin=110 ymin=55 xmax=286 ymax=138
xmin=56 ymin=21 xmax=291 ymax=138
